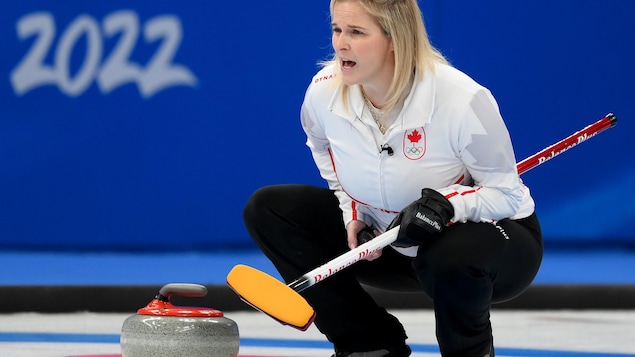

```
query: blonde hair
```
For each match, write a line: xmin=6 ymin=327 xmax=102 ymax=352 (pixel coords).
xmin=325 ymin=0 xmax=448 ymax=111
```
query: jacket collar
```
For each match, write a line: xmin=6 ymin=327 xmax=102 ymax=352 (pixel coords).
xmin=327 ymin=67 xmax=437 ymax=129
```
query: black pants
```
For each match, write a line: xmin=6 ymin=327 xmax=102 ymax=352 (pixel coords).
xmin=243 ymin=184 xmax=543 ymax=356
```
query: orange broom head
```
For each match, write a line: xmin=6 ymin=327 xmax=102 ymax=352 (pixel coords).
xmin=226 ymin=264 xmax=316 ymax=331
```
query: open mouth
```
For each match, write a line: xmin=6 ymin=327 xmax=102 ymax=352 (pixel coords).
xmin=341 ymin=60 xmax=357 ymax=68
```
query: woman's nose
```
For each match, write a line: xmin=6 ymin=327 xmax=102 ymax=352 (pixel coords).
xmin=333 ymin=34 xmax=349 ymax=51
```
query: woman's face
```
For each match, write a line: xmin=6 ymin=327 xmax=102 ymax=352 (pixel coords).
xmin=331 ymin=1 xmax=394 ymax=92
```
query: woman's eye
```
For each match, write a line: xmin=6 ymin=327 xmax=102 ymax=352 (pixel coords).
xmin=332 ymin=27 xmax=342 ymax=34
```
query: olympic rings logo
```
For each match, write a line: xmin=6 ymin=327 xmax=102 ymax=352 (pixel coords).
xmin=403 ymin=127 xmax=426 ymax=160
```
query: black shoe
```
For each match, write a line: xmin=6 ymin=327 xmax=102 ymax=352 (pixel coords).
xmin=331 ymin=344 xmax=411 ymax=357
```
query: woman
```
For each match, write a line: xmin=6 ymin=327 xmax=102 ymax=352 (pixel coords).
xmin=243 ymin=0 xmax=543 ymax=356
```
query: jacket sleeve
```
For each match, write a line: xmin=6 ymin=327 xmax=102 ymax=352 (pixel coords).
xmin=300 ymin=90 xmax=367 ymax=227
xmin=437 ymin=89 xmax=527 ymax=223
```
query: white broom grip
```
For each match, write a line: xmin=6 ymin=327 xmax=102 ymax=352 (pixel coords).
xmin=297 ymin=226 xmax=399 ymax=290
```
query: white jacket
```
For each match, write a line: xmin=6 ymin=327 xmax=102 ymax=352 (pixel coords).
xmin=300 ymin=63 xmax=535 ymax=255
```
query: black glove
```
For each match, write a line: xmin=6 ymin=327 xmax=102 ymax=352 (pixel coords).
xmin=356 ymin=225 xmax=377 ymax=245
xmin=388 ymin=188 xmax=454 ymax=248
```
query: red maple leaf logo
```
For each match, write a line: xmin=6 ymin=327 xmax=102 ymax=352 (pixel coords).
xmin=407 ymin=129 xmax=422 ymax=144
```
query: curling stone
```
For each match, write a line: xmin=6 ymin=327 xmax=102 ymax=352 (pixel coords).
xmin=120 ymin=283 xmax=239 ymax=357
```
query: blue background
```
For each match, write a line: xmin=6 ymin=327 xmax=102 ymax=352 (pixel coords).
xmin=1 ymin=0 xmax=633 ymax=251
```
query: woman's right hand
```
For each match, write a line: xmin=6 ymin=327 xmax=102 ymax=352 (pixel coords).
xmin=346 ymin=220 xmax=382 ymax=261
